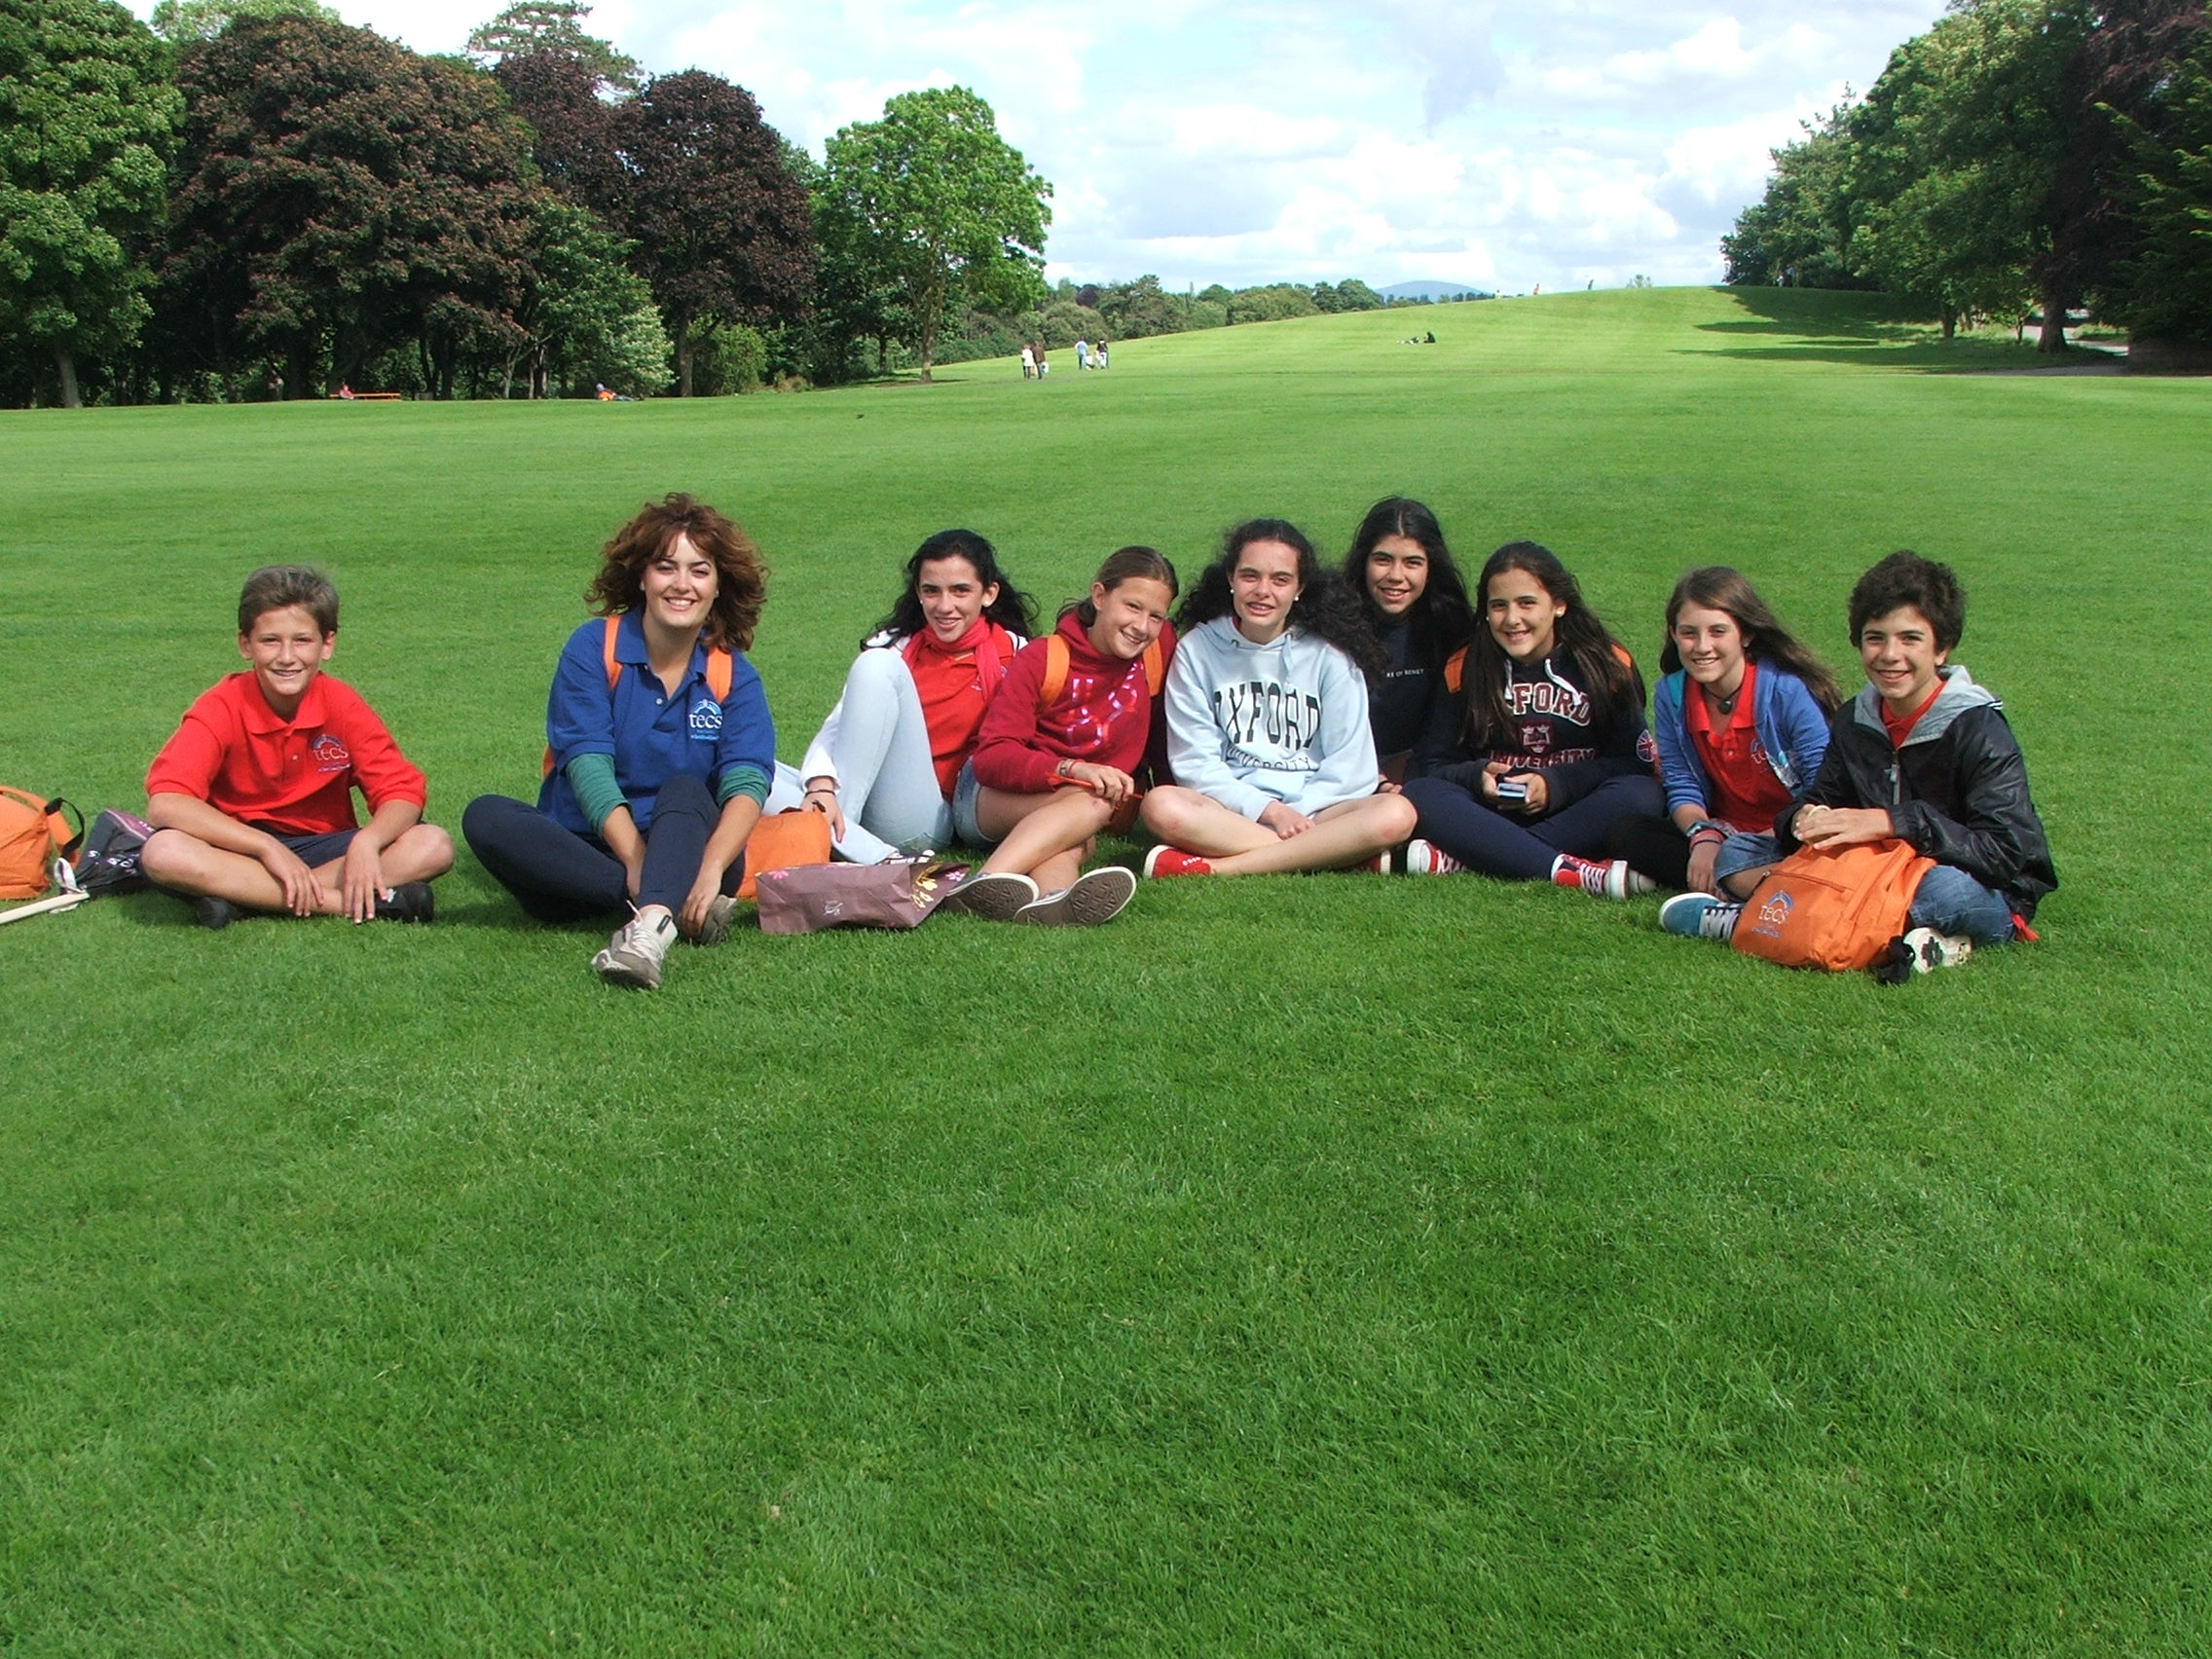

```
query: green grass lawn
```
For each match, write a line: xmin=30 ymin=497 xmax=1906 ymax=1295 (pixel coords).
xmin=4 ymin=287 xmax=2209 ymax=1655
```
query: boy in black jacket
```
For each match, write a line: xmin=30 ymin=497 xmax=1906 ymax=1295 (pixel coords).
xmin=1664 ymin=551 xmax=2055 ymax=974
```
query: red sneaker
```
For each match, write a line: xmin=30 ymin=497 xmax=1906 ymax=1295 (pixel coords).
xmin=1142 ymin=845 xmax=1214 ymax=878
xmin=1550 ymin=855 xmax=1657 ymax=900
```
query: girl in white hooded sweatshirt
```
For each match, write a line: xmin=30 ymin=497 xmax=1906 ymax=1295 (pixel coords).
xmin=1140 ymin=518 xmax=1417 ymax=876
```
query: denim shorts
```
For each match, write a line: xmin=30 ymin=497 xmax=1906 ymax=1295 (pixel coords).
xmin=1714 ymin=830 xmax=1780 ymax=884
xmin=951 ymin=759 xmax=993 ymax=849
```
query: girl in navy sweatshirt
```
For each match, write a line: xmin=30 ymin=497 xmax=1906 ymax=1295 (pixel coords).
xmin=1403 ymin=541 xmax=1665 ymax=897
xmin=1342 ymin=497 xmax=1475 ymax=778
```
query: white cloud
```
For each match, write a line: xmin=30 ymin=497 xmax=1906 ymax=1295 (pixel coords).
xmin=121 ymin=0 xmax=1950 ymax=291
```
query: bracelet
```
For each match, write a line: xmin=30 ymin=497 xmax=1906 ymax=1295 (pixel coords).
xmin=1056 ymin=757 xmax=1074 ymax=779
xmin=804 ymin=785 xmax=836 ymax=798
xmin=1688 ymin=823 xmax=1727 ymax=846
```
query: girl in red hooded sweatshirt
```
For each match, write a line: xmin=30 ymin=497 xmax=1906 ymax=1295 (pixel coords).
xmin=940 ymin=546 xmax=1178 ymax=926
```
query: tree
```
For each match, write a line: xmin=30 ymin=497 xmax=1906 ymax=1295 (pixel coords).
xmin=0 ymin=0 xmax=179 ymax=406
xmin=161 ymin=14 xmax=535 ymax=396
xmin=818 ymin=86 xmax=1050 ymax=380
xmin=1721 ymin=107 xmax=1872 ymax=288
xmin=1098 ymin=274 xmax=1180 ymax=338
xmin=494 ymin=46 xmax=625 ymax=217
xmin=614 ymin=69 xmax=813 ymax=395
xmin=147 ymin=0 xmax=335 ymax=46
xmin=2102 ymin=29 xmax=2212 ymax=344
xmin=465 ymin=1 xmax=637 ymax=92
xmin=509 ymin=195 xmax=665 ymax=396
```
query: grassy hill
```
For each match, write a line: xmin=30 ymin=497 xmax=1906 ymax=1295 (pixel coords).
xmin=3 ymin=287 xmax=2209 ymax=1654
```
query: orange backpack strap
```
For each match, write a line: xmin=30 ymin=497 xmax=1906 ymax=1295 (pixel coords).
xmin=1037 ymin=634 xmax=1071 ymax=712
xmin=1611 ymin=643 xmax=1635 ymax=672
xmin=1443 ymin=645 xmax=1468 ymax=696
xmin=544 ymin=619 xmax=730 ymax=777
xmin=1142 ymin=638 xmax=1165 ymax=696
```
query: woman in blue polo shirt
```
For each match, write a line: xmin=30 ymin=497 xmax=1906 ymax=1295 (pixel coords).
xmin=462 ymin=494 xmax=775 ymax=990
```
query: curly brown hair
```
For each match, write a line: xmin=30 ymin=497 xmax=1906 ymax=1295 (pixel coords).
xmin=585 ymin=494 xmax=768 ymax=650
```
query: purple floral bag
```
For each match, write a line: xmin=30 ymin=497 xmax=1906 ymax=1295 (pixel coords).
xmin=754 ymin=858 xmax=972 ymax=935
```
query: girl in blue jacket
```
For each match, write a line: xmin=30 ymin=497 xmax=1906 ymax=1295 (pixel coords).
xmin=1606 ymin=567 xmax=1841 ymax=896
xmin=1139 ymin=519 xmax=1417 ymax=876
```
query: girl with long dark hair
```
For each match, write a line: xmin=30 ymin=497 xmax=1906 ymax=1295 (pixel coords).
xmin=767 ymin=529 xmax=1036 ymax=863
xmin=1342 ymin=497 xmax=1475 ymax=775
xmin=1139 ymin=518 xmax=1416 ymax=877
xmin=1607 ymin=567 xmax=1842 ymax=896
xmin=1401 ymin=541 xmax=1664 ymax=896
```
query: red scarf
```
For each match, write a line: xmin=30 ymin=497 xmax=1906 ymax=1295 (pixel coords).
xmin=903 ymin=620 xmax=1013 ymax=796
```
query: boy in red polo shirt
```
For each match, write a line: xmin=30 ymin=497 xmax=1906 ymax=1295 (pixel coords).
xmin=140 ymin=566 xmax=454 ymax=929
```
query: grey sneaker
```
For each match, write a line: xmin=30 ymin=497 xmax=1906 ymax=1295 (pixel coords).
xmin=1016 ymin=866 xmax=1137 ymax=927
xmin=692 ymin=893 xmax=739 ymax=946
xmin=593 ymin=909 xmax=677 ymax=989
xmin=1875 ymin=926 xmax=1973 ymax=985
xmin=935 ymin=870 xmax=1039 ymax=920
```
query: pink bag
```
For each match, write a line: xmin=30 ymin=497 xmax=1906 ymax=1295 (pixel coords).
xmin=754 ymin=858 xmax=973 ymax=935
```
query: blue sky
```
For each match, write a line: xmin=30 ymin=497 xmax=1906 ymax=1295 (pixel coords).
xmin=132 ymin=0 xmax=1948 ymax=292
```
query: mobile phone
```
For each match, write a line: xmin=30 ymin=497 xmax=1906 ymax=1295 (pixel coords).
xmin=1494 ymin=776 xmax=1530 ymax=802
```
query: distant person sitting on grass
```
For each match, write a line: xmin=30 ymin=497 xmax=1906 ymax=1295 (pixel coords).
xmin=461 ymin=495 xmax=774 ymax=991
xmin=140 ymin=565 xmax=453 ymax=929
xmin=765 ymin=529 xmax=1035 ymax=864
xmin=1606 ymin=567 xmax=1842 ymax=897
xmin=1139 ymin=518 xmax=1416 ymax=878
xmin=1662 ymin=551 xmax=2057 ymax=975
xmin=936 ymin=546 xmax=1179 ymax=926
xmin=1343 ymin=496 xmax=1476 ymax=780
xmin=1399 ymin=541 xmax=1664 ymax=895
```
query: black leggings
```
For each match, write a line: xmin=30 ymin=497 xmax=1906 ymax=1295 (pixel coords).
xmin=1401 ymin=771 xmax=1664 ymax=880
xmin=1605 ymin=813 xmax=1693 ymax=890
xmin=462 ymin=773 xmax=741 ymax=923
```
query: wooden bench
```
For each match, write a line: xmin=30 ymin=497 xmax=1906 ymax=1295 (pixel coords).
xmin=342 ymin=391 xmax=404 ymax=401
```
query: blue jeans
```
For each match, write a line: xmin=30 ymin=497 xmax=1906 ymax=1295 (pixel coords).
xmin=1908 ymin=864 xmax=2015 ymax=943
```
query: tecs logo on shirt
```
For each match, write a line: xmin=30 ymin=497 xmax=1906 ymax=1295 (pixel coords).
xmin=311 ymin=733 xmax=350 ymax=772
xmin=689 ymin=697 xmax=723 ymax=741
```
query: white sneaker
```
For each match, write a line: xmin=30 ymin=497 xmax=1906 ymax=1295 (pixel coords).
xmin=593 ymin=909 xmax=677 ymax=989
xmin=1876 ymin=926 xmax=1973 ymax=983
xmin=935 ymin=870 xmax=1039 ymax=920
xmin=1402 ymin=837 xmax=1463 ymax=875
xmin=1016 ymin=866 xmax=1137 ymax=926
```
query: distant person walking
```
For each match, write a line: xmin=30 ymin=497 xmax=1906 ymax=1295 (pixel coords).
xmin=1096 ymin=340 xmax=1110 ymax=369
xmin=1034 ymin=342 xmax=1050 ymax=378
xmin=1076 ymin=339 xmax=1091 ymax=370
xmin=1019 ymin=343 xmax=1036 ymax=380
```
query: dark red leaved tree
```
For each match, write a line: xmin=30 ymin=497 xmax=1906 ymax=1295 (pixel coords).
xmin=161 ymin=14 xmax=534 ymax=396
xmin=612 ymin=70 xmax=813 ymax=394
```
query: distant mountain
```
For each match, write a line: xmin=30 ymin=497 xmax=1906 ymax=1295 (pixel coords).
xmin=1380 ymin=280 xmax=1493 ymax=300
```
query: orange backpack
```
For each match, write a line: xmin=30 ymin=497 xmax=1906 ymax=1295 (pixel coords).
xmin=542 ymin=617 xmax=734 ymax=778
xmin=1035 ymin=632 xmax=1166 ymax=711
xmin=1730 ymin=839 xmax=1936 ymax=972
xmin=0 ymin=788 xmax=81 ymax=899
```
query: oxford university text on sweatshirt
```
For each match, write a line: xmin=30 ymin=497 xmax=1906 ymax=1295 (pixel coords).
xmin=1410 ymin=645 xmax=1651 ymax=815
xmin=1163 ymin=617 xmax=1381 ymax=820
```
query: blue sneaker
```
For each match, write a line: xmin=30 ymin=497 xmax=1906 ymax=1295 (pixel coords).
xmin=1661 ymin=893 xmax=1740 ymax=940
